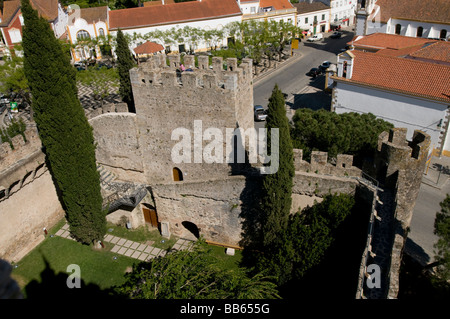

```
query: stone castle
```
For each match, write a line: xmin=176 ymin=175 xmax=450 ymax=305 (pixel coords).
xmin=0 ymin=53 xmax=431 ymax=299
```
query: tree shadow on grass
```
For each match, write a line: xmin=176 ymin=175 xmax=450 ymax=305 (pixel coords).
xmin=24 ymin=255 xmax=115 ymax=299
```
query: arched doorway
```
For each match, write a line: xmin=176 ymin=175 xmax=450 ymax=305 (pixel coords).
xmin=173 ymin=167 xmax=183 ymax=181
xmin=440 ymin=29 xmax=447 ymax=39
xmin=182 ymin=221 xmax=200 ymax=239
xmin=395 ymin=24 xmax=401 ymax=35
xmin=142 ymin=203 xmax=158 ymax=228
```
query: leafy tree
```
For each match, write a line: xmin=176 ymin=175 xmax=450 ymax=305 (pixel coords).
xmin=76 ymin=66 xmax=119 ymax=107
xmin=291 ymin=109 xmax=394 ymax=165
xmin=259 ymin=194 xmax=355 ymax=285
xmin=260 ymin=85 xmax=295 ymax=248
xmin=115 ymin=29 xmax=136 ymax=112
xmin=21 ymin=0 xmax=106 ymax=245
xmin=114 ymin=240 xmax=280 ymax=299
xmin=433 ymin=195 xmax=450 ymax=287
xmin=0 ymin=47 xmax=31 ymax=106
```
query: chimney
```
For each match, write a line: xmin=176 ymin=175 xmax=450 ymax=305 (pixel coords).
xmin=162 ymin=0 xmax=165 ymax=4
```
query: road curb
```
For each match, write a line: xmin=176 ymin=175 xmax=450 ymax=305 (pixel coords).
xmin=253 ymin=51 xmax=304 ymax=85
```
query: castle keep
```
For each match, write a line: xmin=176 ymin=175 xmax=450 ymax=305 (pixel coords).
xmin=0 ymin=53 xmax=431 ymax=298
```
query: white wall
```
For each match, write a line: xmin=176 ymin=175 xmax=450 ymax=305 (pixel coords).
xmin=52 ymin=3 xmax=69 ymax=39
xmin=333 ymin=81 xmax=449 ymax=152
xmin=110 ymin=15 xmax=241 ymax=52
xmin=297 ymin=9 xmax=330 ymax=34
xmin=386 ymin=18 xmax=449 ymax=39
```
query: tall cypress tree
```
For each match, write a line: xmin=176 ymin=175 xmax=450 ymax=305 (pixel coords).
xmin=116 ymin=29 xmax=135 ymax=112
xmin=260 ymin=84 xmax=295 ymax=247
xmin=21 ymin=0 xmax=106 ymax=245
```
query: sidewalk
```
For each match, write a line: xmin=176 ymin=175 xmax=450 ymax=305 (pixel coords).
xmin=55 ymin=223 xmax=194 ymax=262
xmin=422 ymin=155 xmax=450 ymax=189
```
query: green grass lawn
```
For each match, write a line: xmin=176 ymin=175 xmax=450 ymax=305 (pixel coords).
xmin=11 ymin=218 xmax=243 ymax=298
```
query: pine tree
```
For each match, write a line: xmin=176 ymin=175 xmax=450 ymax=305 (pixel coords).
xmin=21 ymin=0 xmax=106 ymax=245
xmin=116 ymin=29 xmax=135 ymax=112
xmin=260 ymin=84 xmax=295 ymax=247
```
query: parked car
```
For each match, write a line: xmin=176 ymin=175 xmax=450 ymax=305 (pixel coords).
xmin=319 ymin=61 xmax=332 ymax=71
xmin=307 ymin=33 xmax=323 ymax=42
xmin=330 ymin=31 xmax=343 ymax=39
xmin=306 ymin=67 xmax=321 ymax=77
xmin=254 ymin=105 xmax=267 ymax=121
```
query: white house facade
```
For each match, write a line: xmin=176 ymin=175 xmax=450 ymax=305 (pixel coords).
xmin=239 ymin=0 xmax=296 ymax=25
xmin=108 ymin=0 xmax=243 ymax=53
xmin=331 ymin=48 xmax=450 ymax=156
xmin=66 ymin=6 xmax=110 ymax=62
xmin=355 ymin=0 xmax=450 ymax=39
xmin=293 ymin=1 xmax=331 ymax=35
xmin=314 ymin=0 xmax=356 ymax=28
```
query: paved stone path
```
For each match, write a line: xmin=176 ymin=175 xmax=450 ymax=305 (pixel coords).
xmin=55 ymin=223 xmax=195 ymax=262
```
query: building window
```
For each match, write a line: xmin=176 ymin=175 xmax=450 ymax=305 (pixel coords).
xmin=305 ymin=17 xmax=308 ymax=24
xmin=440 ymin=29 xmax=447 ymax=39
xmin=77 ymin=30 xmax=90 ymax=40
xmin=251 ymin=6 xmax=255 ymax=13
xmin=416 ymin=26 xmax=423 ymax=37
xmin=395 ymin=24 xmax=401 ymax=35
xmin=322 ymin=14 xmax=325 ymax=21
xmin=8 ymin=28 xmax=22 ymax=43
xmin=98 ymin=28 xmax=105 ymax=37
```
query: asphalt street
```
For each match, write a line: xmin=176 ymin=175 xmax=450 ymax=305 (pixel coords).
xmin=253 ymin=28 xmax=355 ymax=109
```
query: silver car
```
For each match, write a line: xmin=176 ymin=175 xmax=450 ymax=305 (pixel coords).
xmin=254 ymin=105 xmax=267 ymax=121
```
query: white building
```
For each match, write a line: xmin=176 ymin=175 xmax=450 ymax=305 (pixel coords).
xmin=66 ymin=6 xmax=110 ymax=62
xmin=239 ymin=0 xmax=296 ymax=25
xmin=108 ymin=0 xmax=243 ymax=53
xmin=355 ymin=0 xmax=450 ymax=39
xmin=0 ymin=0 xmax=68 ymax=55
xmin=330 ymin=34 xmax=450 ymax=156
xmin=292 ymin=1 xmax=331 ymax=35
xmin=314 ymin=0 xmax=356 ymax=28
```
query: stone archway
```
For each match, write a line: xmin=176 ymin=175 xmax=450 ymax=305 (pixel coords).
xmin=182 ymin=221 xmax=200 ymax=240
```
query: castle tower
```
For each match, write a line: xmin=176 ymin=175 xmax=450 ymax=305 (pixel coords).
xmin=129 ymin=54 xmax=254 ymax=184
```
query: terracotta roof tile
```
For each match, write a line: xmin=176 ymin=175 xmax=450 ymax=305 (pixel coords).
xmin=133 ymin=41 xmax=164 ymax=54
xmin=30 ymin=0 xmax=59 ymax=21
xmin=69 ymin=6 xmax=108 ymax=24
xmin=109 ymin=0 xmax=242 ymax=30
xmin=408 ymin=41 xmax=450 ymax=64
xmin=292 ymin=1 xmax=330 ymax=14
xmin=373 ymin=0 xmax=450 ymax=24
xmin=143 ymin=0 xmax=175 ymax=6
xmin=349 ymin=33 xmax=436 ymax=51
xmin=340 ymin=50 xmax=450 ymax=103
xmin=0 ymin=0 xmax=21 ymax=26
xmin=260 ymin=0 xmax=294 ymax=10
xmin=0 ymin=0 xmax=59 ymax=27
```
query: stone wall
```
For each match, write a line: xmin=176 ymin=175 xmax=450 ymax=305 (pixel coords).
xmin=130 ymin=54 xmax=254 ymax=185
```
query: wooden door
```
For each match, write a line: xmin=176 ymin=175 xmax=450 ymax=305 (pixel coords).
xmin=143 ymin=207 xmax=158 ymax=228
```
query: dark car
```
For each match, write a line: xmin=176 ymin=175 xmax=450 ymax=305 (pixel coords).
xmin=307 ymin=68 xmax=321 ymax=77
xmin=330 ymin=31 xmax=343 ymax=39
xmin=318 ymin=61 xmax=331 ymax=71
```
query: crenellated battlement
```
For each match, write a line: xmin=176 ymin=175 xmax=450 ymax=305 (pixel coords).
xmin=130 ymin=53 xmax=253 ymax=92
xmin=293 ymin=149 xmax=362 ymax=178
xmin=85 ymin=102 xmax=129 ymax=120
xmin=0 ymin=127 xmax=42 ymax=173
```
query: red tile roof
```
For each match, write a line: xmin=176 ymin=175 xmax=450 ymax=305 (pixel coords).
xmin=373 ymin=0 xmax=450 ymax=24
xmin=0 ymin=0 xmax=21 ymax=26
xmin=349 ymin=33 xmax=436 ymax=51
xmin=69 ymin=6 xmax=108 ymax=24
xmin=133 ymin=41 xmax=164 ymax=54
xmin=336 ymin=50 xmax=450 ymax=103
xmin=408 ymin=41 xmax=450 ymax=64
xmin=109 ymin=0 xmax=242 ymax=30
xmin=260 ymin=0 xmax=294 ymax=10
xmin=0 ymin=0 xmax=59 ymax=27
